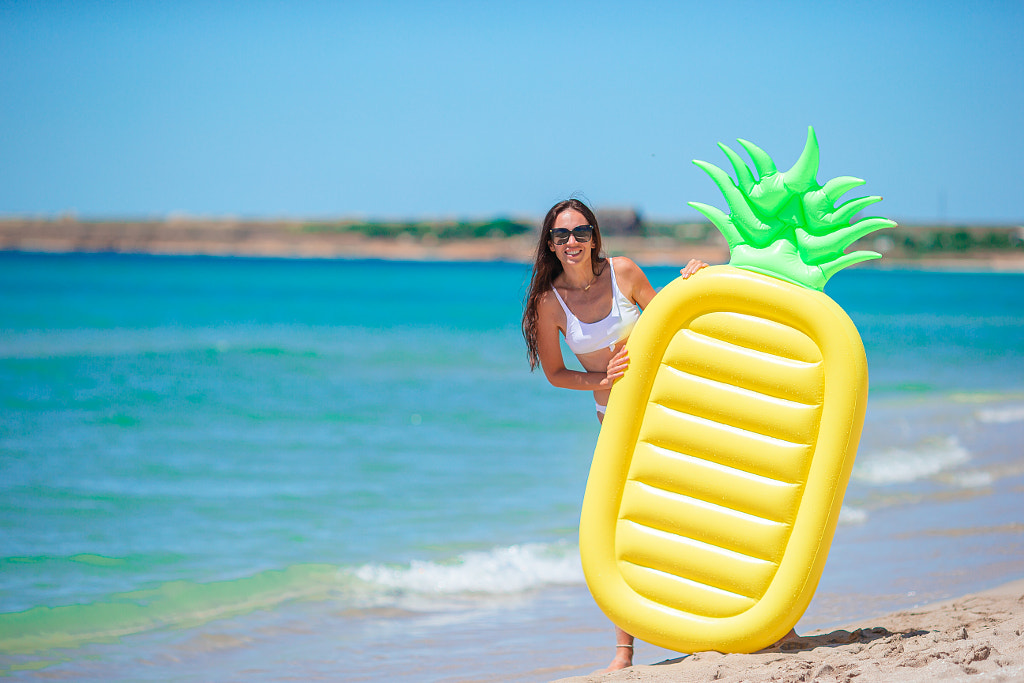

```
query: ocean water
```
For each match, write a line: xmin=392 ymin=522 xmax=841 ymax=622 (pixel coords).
xmin=1 ymin=252 xmax=1023 ymax=681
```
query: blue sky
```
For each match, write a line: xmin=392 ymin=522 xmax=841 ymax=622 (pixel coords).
xmin=1 ymin=0 xmax=1021 ymax=223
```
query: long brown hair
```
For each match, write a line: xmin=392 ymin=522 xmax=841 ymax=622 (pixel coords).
xmin=522 ymin=198 xmax=606 ymax=370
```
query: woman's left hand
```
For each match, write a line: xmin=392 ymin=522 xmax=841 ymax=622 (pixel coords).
xmin=680 ymin=258 xmax=709 ymax=279
xmin=602 ymin=346 xmax=630 ymax=388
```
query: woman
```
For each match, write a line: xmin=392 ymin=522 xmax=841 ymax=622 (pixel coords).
xmin=521 ymin=198 xmax=707 ymax=671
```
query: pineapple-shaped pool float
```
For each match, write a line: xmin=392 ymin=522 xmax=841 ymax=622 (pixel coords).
xmin=580 ymin=127 xmax=895 ymax=653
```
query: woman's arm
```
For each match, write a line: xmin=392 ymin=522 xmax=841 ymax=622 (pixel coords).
xmin=616 ymin=256 xmax=708 ymax=310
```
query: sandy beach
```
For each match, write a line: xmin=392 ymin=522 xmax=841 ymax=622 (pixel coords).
xmin=3 ymin=218 xmax=1024 ymax=271
xmin=554 ymin=579 xmax=1024 ymax=683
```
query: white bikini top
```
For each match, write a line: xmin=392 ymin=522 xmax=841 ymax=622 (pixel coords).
xmin=551 ymin=261 xmax=642 ymax=355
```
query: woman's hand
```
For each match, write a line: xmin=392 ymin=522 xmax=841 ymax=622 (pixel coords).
xmin=680 ymin=258 xmax=708 ymax=279
xmin=602 ymin=346 xmax=630 ymax=388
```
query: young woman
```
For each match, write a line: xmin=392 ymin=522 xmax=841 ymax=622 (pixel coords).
xmin=521 ymin=198 xmax=707 ymax=671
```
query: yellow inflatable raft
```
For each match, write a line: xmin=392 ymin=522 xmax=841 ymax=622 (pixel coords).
xmin=579 ymin=128 xmax=893 ymax=653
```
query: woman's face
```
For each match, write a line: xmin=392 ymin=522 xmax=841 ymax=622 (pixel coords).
xmin=548 ymin=208 xmax=592 ymax=267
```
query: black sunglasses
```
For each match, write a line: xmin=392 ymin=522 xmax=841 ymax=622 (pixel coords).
xmin=550 ymin=225 xmax=594 ymax=245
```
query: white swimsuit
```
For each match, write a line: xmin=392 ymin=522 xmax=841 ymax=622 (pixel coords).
xmin=551 ymin=262 xmax=642 ymax=355
xmin=551 ymin=262 xmax=642 ymax=414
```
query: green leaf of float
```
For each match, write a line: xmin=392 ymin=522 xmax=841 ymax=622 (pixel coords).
xmin=820 ymin=250 xmax=883 ymax=283
xmin=691 ymin=160 xmax=780 ymax=247
xmin=718 ymin=143 xmax=756 ymax=194
xmin=736 ymin=139 xmax=792 ymax=216
xmin=688 ymin=201 xmax=743 ymax=249
xmin=782 ymin=126 xmax=820 ymax=193
xmin=828 ymin=196 xmax=884 ymax=227
xmin=801 ymin=177 xmax=867 ymax=229
xmin=737 ymin=138 xmax=777 ymax=177
xmin=803 ymin=194 xmax=884 ymax=232
xmin=796 ymin=217 xmax=897 ymax=264
xmin=822 ymin=176 xmax=866 ymax=203
xmin=776 ymin=194 xmax=807 ymax=229
xmin=689 ymin=126 xmax=897 ymax=291
xmin=729 ymin=237 xmax=831 ymax=291
xmin=748 ymin=173 xmax=792 ymax=218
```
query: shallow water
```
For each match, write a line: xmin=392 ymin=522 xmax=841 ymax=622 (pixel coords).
xmin=1 ymin=253 xmax=1023 ymax=680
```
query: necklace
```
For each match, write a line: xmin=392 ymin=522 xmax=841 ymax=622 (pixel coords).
xmin=565 ymin=273 xmax=596 ymax=292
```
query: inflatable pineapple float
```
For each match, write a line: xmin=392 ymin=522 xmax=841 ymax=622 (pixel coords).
xmin=579 ymin=127 xmax=895 ymax=653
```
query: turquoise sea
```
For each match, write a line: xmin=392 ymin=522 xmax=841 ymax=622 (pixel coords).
xmin=1 ymin=252 xmax=1023 ymax=681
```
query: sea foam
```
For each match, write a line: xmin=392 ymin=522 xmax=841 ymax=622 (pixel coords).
xmin=838 ymin=505 xmax=869 ymax=525
xmin=352 ymin=542 xmax=583 ymax=596
xmin=976 ymin=404 xmax=1024 ymax=424
xmin=853 ymin=436 xmax=970 ymax=485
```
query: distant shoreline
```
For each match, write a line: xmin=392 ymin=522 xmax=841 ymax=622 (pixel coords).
xmin=3 ymin=218 xmax=1023 ymax=271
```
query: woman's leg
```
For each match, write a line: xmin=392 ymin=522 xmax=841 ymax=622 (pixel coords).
xmin=605 ymin=626 xmax=634 ymax=671
xmin=596 ymin=405 xmax=635 ymax=670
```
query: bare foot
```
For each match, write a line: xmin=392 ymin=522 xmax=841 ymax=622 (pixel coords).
xmin=601 ymin=627 xmax=634 ymax=671
xmin=603 ymin=650 xmax=633 ymax=672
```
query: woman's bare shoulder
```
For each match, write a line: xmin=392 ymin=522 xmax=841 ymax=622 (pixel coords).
xmin=609 ymin=256 xmax=655 ymax=305
xmin=610 ymin=256 xmax=645 ymax=280
xmin=536 ymin=289 xmax=563 ymax=318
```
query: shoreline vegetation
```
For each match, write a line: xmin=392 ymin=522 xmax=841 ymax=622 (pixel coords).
xmin=2 ymin=215 xmax=1023 ymax=270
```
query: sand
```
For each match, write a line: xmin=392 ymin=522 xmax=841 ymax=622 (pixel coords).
xmin=4 ymin=219 xmax=1024 ymax=271
xmin=554 ymin=579 xmax=1024 ymax=683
